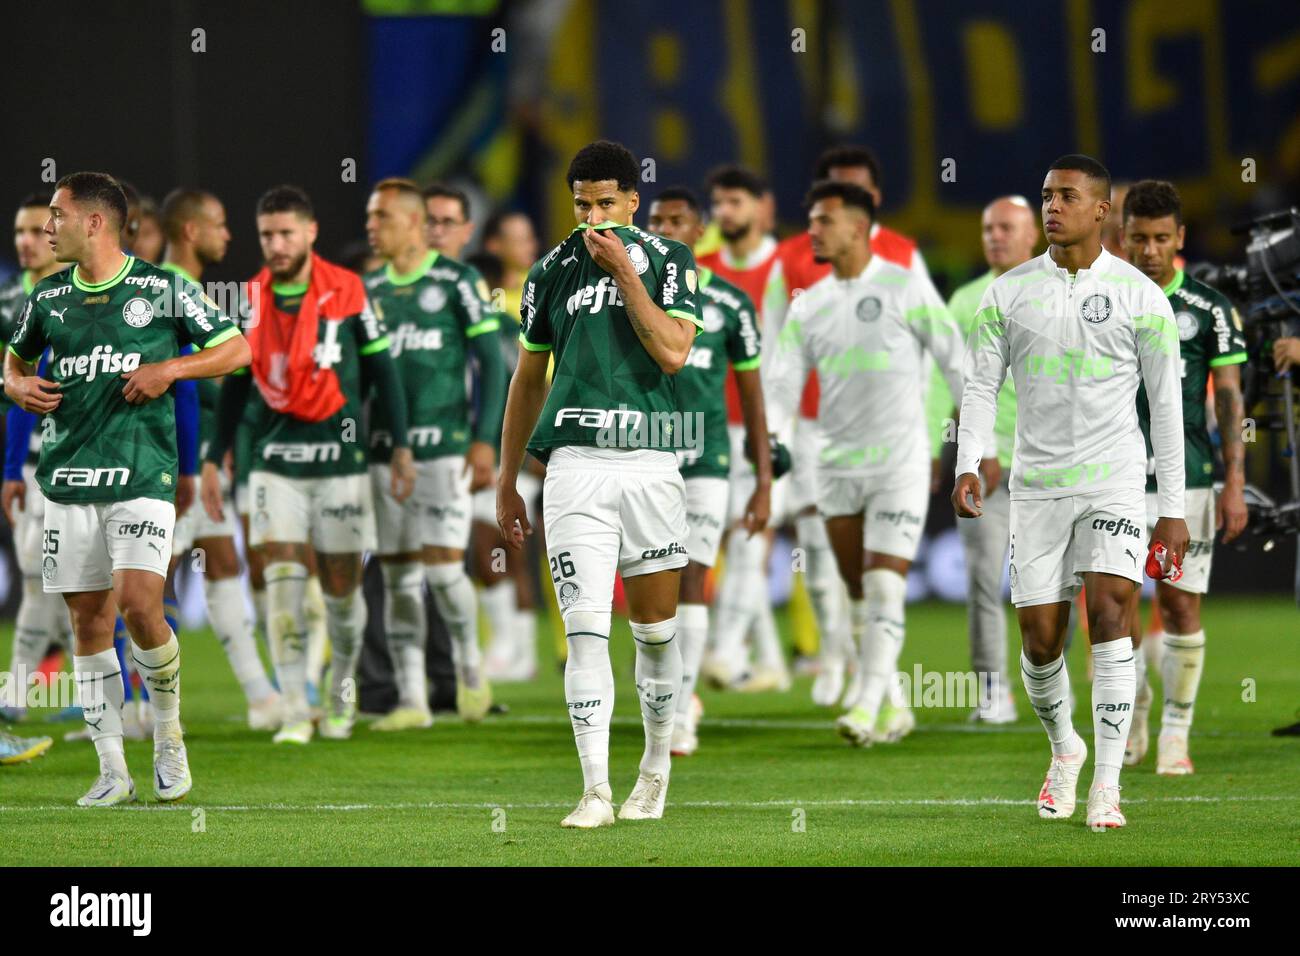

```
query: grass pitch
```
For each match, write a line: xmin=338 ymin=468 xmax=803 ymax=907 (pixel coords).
xmin=1 ymin=596 xmax=1297 ymax=866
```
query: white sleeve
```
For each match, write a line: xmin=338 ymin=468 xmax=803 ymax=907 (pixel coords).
xmin=905 ymin=272 xmax=964 ymax=406
xmin=1136 ymin=289 xmax=1186 ymax=518
xmin=955 ymin=286 xmax=1009 ymax=478
xmin=761 ymin=294 xmax=809 ymax=444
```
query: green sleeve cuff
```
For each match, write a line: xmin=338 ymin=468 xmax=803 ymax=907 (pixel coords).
xmin=201 ymin=326 xmax=242 ymax=349
xmin=519 ymin=333 xmax=551 ymax=352
xmin=667 ymin=308 xmax=703 ymax=333
xmin=359 ymin=335 xmax=390 ymax=356
xmin=466 ymin=317 xmax=501 ymax=338
xmin=1208 ymin=352 xmax=1248 ymax=368
xmin=731 ymin=357 xmax=762 ymax=372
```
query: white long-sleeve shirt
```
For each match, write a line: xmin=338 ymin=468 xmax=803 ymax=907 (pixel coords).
xmin=764 ymin=255 xmax=965 ymax=483
xmin=955 ymin=246 xmax=1185 ymax=517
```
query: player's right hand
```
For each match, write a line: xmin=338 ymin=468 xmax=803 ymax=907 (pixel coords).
xmin=200 ymin=461 xmax=224 ymax=523
xmin=8 ymin=376 xmax=61 ymax=415
xmin=496 ymin=481 xmax=533 ymax=551
xmin=952 ymin=471 xmax=983 ymax=518
xmin=2 ymin=480 xmax=26 ymax=526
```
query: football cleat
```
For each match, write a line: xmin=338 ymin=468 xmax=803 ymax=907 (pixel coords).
xmin=670 ymin=721 xmax=698 ymax=757
xmin=0 ymin=732 xmax=53 ymax=765
xmin=811 ymin=656 xmax=846 ymax=708
xmin=1086 ymin=783 xmax=1126 ymax=830
xmin=77 ymin=770 xmax=136 ymax=808
xmin=371 ymin=706 xmax=434 ymax=732
xmin=617 ymin=772 xmax=668 ymax=820
xmin=1037 ymin=732 xmax=1087 ymax=819
xmin=732 ymin=665 xmax=791 ymax=694
xmin=153 ymin=737 xmax=192 ymax=802
xmin=273 ymin=720 xmax=314 ymax=745
xmin=1156 ymin=734 xmax=1194 ymax=775
xmin=319 ymin=714 xmax=354 ymax=740
xmin=247 ymin=692 xmax=283 ymax=732
xmin=457 ymin=675 xmax=493 ymax=723
xmin=560 ymin=783 xmax=615 ymax=829
xmin=970 ymin=690 xmax=1018 ymax=724
xmin=836 ymin=706 xmax=878 ymax=748
xmin=875 ymin=701 xmax=916 ymax=743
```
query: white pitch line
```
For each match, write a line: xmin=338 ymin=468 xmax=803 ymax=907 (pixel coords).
xmin=0 ymin=795 xmax=1294 ymax=813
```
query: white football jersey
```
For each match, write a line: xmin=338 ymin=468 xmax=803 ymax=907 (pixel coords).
xmin=764 ymin=255 xmax=965 ymax=482
xmin=955 ymin=246 xmax=1185 ymax=518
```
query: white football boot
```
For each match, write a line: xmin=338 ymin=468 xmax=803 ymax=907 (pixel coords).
xmin=77 ymin=770 xmax=136 ymax=808
xmin=1156 ymin=734 xmax=1194 ymax=775
xmin=1036 ymin=732 xmax=1088 ymax=820
xmin=247 ymin=692 xmax=283 ymax=732
xmin=1086 ymin=783 xmax=1126 ymax=831
xmin=811 ymin=655 xmax=846 ymax=707
xmin=617 ymin=772 xmax=668 ymax=820
xmin=560 ymin=783 xmax=615 ymax=829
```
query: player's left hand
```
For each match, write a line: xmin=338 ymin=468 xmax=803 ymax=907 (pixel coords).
xmin=121 ymin=361 xmax=176 ymax=404
xmin=390 ymin=447 xmax=416 ymax=503
xmin=1151 ymin=516 xmax=1190 ymax=574
xmin=742 ymin=482 xmax=771 ymax=537
xmin=175 ymin=474 xmax=195 ymax=519
xmin=1216 ymin=481 xmax=1249 ymax=543
xmin=582 ymin=225 xmax=633 ymax=280
xmin=464 ymin=441 xmax=496 ymax=493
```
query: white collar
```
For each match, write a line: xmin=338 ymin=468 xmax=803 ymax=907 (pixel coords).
xmin=1045 ymin=245 xmax=1108 ymax=278
xmin=720 ymin=234 xmax=777 ymax=271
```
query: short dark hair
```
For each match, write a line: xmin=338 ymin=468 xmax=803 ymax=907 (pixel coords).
xmin=1122 ymin=179 xmax=1183 ymax=227
xmin=481 ymin=209 xmax=531 ymax=243
xmin=161 ymin=188 xmax=217 ymax=242
xmin=651 ymin=186 xmax=701 ymax=215
xmin=257 ymin=184 xmax=315 ymax=220
xmin=422 ymin=182 xmax=470 ymax=221
xmin=54 ymin=171 xmax=128 ymax=231
xmin=1048 ymin=153 xmax=1111 ymax=198
xmin=16 ymin=192 xmax=51 ymax=213
xmin=566 ymin=140 xmax=640 ymax=191
xmin=814 ymin=145 xmax=882 ymax=188
xmin=706 ymin=164 xmax=766 ymax=198
xmin=803 ymin=179 xmax=876 ymax=220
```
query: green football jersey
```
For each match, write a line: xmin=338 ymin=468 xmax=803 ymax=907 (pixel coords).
xmin=240 ymin=281 xmax=391 ymax=479
xmin=1137 ymin=270 xmax=1247 ymax=489
xmin=519 ymin=222 xmax=702 ymax=461
xmin=8 ymin=255 xmax=241 ymax=504
xmin=363 ymin=250 xmax=500 ymax=462
xmin=676 ymin=267 xmax=761 ymax=479
xmin=0 ymin=271 xmax=36 ymax=412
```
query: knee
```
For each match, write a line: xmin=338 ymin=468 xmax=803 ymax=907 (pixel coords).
xmin=1089 ymin=595 xmax=1132 ymax=642
xmin=118 ymin=594 xmax=162 ymax=635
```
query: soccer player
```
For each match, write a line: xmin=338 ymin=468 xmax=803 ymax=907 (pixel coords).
xmin=5 ymin=171 xmax=251 ymax=806
xmin=765 ymin=145 xmax=932 ymax=709
xmin=424 ymin=183 xmax=475 ymax=260
xmin=954 ymin=155 xmax=1189 ymax=830
xmin=647 ymin=186 xmax=771 ymax=756
xmin=1120 ymin=180 xmax=1248 ymax=774
xmin=498 ymin=140 xmax=700 ymax=827
xmin=160 ymin=188 xmax=281 ymax=729
xmin=695 ymin=164 xmax=787 ymax=692
xmin=201 ymin=185 xmax=415 ymax=744
xmin=927 ymin=196 xmax=1039 ymax=723
xmin=482 ymin=210 xmax=539 ymax=327
xmin=0 ymin=193 xmax=68 ymax=723
xmin=766 ymin=180 xmax=965 ymax=747
xmin=362 ymin=177 xmax=507 ymax=727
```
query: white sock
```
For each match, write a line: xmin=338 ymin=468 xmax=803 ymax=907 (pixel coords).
xmin=711 ymin=531 xmax=763 ymax=676
xmin=381 ymin=561 xmax=428 ymax=710
xmin=74 ymin=648 xmax=128 ymax=777
xmin=675 ymin=603 xmax=709 ymax=720
xmin=631 ymin=618 xmax=681 ymax=777
xmin=265 ymin=561 xmax=310 ymax=723
xmin=1160 ymin=629 xmax=1205 ymax=736
xmin=322 ymin=587 xmax=367 ymax=713
xmin=797 ymin=514 xmax=847 ymax=662
xmin=304 ymin=575 xmax=329 ymax=689
xmin=204 ymin=577 xmax=274 ymax=704
xmin=564 ymin=612 xmax=614 ymax=791
xmin=856 ymin=569 xmax=906 ymax=722
xmin=1091 ymin=637 xmax=1136 ymax=788
xmin=426 ymin=562 xmax=482 ymax=683
xmin=846 ymin=597 xmax=869 ymax=704
xmin=5 ymin=578 xmax=55 ymax=712
xmin=1020 ymin=650 xmax=1077 ymax=755
xmin=131 ymin=633 xmax=182 ymax=740
xmin=751 ymin=599 xmax=784 ymax=672
xmin=514 ymin=604 xmax=537 ymax=673
xmin=1144 ymin=628 xmax=1165 ymax=677
xmin=481 ymin=580 xmax=516 ymax=661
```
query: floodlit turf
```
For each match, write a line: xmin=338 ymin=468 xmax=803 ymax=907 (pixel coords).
xmin=1 ymin=596 xmax=1297 ymax=866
